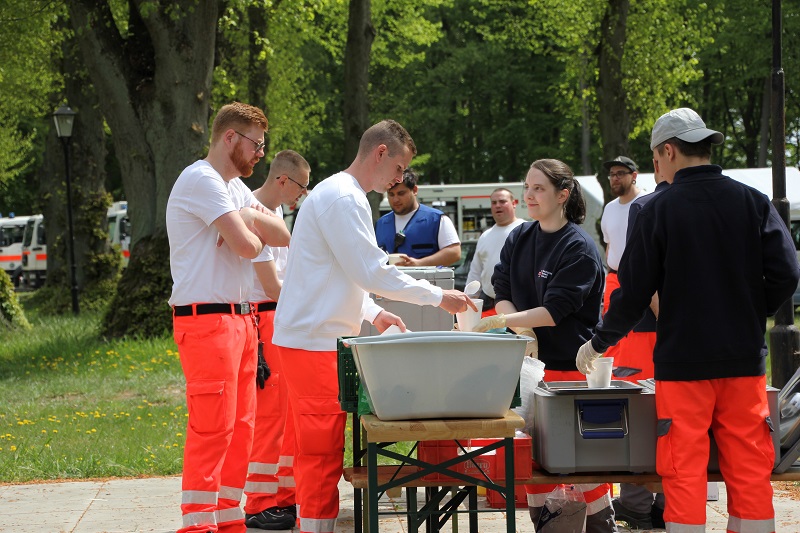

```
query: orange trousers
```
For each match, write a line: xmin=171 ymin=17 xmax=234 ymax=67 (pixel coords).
xmin=526 ymin=369 xmax=615 ymax=532
xmin=603 ymin=272 xmax=656 ymax=380
xmin=174 ymin=312 xmax=258 ymax=533
xmin=244 ymin=309 xmax=296 ymax=514
xmin=277 ymin=346 xmax=346 ymax=533
xmin=656 ymin=377 xmax=775 ymax=531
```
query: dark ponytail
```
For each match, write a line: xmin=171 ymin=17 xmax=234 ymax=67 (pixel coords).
xmin=530 ymin=159 xmax=586 ymax=224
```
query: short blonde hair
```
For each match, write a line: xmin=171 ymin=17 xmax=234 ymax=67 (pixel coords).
xmin=357 ymin=120 xmax=416 ymax=161
xmin=268 ymin=150 xmax=310 ymax=180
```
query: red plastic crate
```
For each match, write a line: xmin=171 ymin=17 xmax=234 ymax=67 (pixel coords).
xmin=417 ymin=436 xmax=532 ymax=482
xmin=486 ymin=485 xmax=528 ymax=508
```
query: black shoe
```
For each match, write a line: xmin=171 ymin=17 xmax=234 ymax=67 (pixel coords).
xmin=612 ymin=498 xmax=653 ymax=530
xmin=650 ymin=505 xmax=666 ymax=529
xmin=245 ymin=506 xmax=296 ymax=530
xmin=276 ymin=504 xmax=297 ymax=520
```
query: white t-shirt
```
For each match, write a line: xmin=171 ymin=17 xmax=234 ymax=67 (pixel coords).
xmin=393 ymin=208 xmax=460 ymax=250
xmin=600 ymin=191 xmax=646 ymax=271
xmin=249 ymin=204 xmax=288 ymax=303
xmin=273 ymin=172 xmax=444 ymax=352
xmin=167 ymin=160 xmax=257 ymax=305
xmin=465 ymin=218 xmax=525 ymax=299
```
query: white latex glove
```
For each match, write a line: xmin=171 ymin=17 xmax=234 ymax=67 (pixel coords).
xmin=516 ymin=328 xmax=539 ymax=358
xmin=576 ymin=339 xmax=603 ymax=374
xmin=472 ymin=314 xmax=506 ymax=333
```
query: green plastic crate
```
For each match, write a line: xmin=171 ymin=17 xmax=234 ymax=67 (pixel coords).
xmin=337 ymin=336 xmax=521 ymax=415
xmin=337 ymin=337 xmax=359 ymax=413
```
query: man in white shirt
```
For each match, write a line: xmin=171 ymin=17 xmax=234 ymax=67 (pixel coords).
xmin=167 ymin=102 xmax=290 ymax=533
xmin=375 ymin=168 xmax=461 ymax=266
xmin=272 ymin=120 xmax=475 ymax=533
xmin=599 ymin=156 xmax=654 ymax=378
xmin=465 ymin=187 xmax=524 ymax=315
xmin=244 ymin=150 xmax=311 ymax=530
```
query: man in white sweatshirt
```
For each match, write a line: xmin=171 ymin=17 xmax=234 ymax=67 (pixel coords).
xmin=272 ymin=119 xmax=474 ymax=533
xmin=465 ymin=187 xmax=524 ymax=316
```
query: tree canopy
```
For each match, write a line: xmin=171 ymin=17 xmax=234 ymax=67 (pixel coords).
xmin=1 ymin=0 xmax=798 ymax=337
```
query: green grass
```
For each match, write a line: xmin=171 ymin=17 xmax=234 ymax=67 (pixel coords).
xmin=0 ymin=306 xmax=185 ymax=482
xmin=0 ymin=300 xmax=400 ymax=482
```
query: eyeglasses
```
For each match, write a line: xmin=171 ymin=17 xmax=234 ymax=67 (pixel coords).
xmin=608 ymin=171 xmax=632 ymax=180
xmin=234 ymin=131 xmax=266 ymax=153
xmin=394 ymin=231 xmax=406 ymax=249
xmin=284 ymin=174 xmax=309 ymax=193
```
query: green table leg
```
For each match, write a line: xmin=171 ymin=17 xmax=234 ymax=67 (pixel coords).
xmin=368 ymin=441 xmax=379 ymax=533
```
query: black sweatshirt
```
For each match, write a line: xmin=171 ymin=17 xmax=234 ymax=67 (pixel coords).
xmin=493 ymin=221 xmax=604 ymax=371
xmin=593 ymin=165 xmax=800 ymax=381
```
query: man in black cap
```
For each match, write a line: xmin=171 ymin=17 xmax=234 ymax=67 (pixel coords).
xmin=599 ymin=156 xmax=661 ymax=529
xmin=577 ymin=107 xmax=799 ymax=531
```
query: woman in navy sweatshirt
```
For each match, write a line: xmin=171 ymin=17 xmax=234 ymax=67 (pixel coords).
xmin=474 ymin=159 xmax=615 ymax=533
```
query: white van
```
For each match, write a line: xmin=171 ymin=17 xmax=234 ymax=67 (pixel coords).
xmin=19 ymin=201 xmax=132 ymax=288
xmin=107 ymin=201 xmax=130 ymax=267
xmin=0 ymin=215 xmax=31 ymax=286
xmin=21 ymin=214 xmax=46 ymax=288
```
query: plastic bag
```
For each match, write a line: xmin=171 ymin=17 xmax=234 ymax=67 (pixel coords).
xmin=512 ymin=356 xmax=545 ymax=435
xmin=357 ymin=382 xmax=374 ymax=416
xmin=536 ymin=484 xmax=587 ymax=533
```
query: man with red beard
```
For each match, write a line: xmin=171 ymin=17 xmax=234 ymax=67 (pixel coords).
xmin=167 ymin=102 xmax=290 ymax=533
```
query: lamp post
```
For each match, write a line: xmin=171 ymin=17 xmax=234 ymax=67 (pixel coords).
xmin=53 ymin=105 xmax=80 ymax=315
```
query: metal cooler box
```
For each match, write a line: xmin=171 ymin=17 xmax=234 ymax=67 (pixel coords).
xmin=532 ymin=381 xmax=656 ymax=474
xmin=359 ymin=266 xmax=454 ymax=336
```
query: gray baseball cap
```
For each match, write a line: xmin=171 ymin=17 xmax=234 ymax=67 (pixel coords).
xmin=603 ymin=156 xmax=637 ymax=172
xmin=650 ymin=108 xmax=724 ymax=150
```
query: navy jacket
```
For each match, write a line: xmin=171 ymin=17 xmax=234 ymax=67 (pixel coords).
xmin=594 ymin=165 xmax=799 ymax=381
xmin=493 ymin=221 xmax=604 ymax=371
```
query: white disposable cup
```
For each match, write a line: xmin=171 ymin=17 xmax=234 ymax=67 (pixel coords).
xmin=456 ymin=299 xmax=484 ymax=332
xmin=586 ymin=357 xmax=614 ymax=388
xmin=387 ymin=253 xmax=403 ymax=265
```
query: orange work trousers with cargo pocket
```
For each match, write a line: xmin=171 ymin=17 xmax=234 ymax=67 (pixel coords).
xmin=656 ymin=376 xmax=775 ymax=532
xmin=245 ymin=308 xmax=297 ymax=515
xmin=277 ymin=346 xmax=346 ymax=533
xmin=174 ymin=312 xmax=259 ymax=533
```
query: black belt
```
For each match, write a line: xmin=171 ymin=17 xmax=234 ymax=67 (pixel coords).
xmin=173 ymin=302 xmax=252 ymax=317
xmin=255 ymin=301 xmax=277 ymax=312
xmin=608 ymin=269 xmax=618 ymax=275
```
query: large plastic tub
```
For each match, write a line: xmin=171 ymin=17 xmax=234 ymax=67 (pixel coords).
xmin=345 ymin=331 xmax=528 ymax=421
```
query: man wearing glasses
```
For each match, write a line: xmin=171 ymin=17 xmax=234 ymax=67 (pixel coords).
xmin=244 ymin=150 xmax=311 ymax=530
xmin=167 ymin=102 xmax=291 ymax=533
xmin=375 ymin=168 xmax=461 ymax=267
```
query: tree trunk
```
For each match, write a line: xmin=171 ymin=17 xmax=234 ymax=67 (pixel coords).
xmin=247 ymin=1 xmax=271 ymax=185
xmin=39 ymin=27 xmax=118 ymax=312
xmin=66 ymin=0 xmax=220 ymax=337
xmin=596 ymin=0 xmax=630 ymax=206
xmin=343 ymin=0 xmax=378 ymax=220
